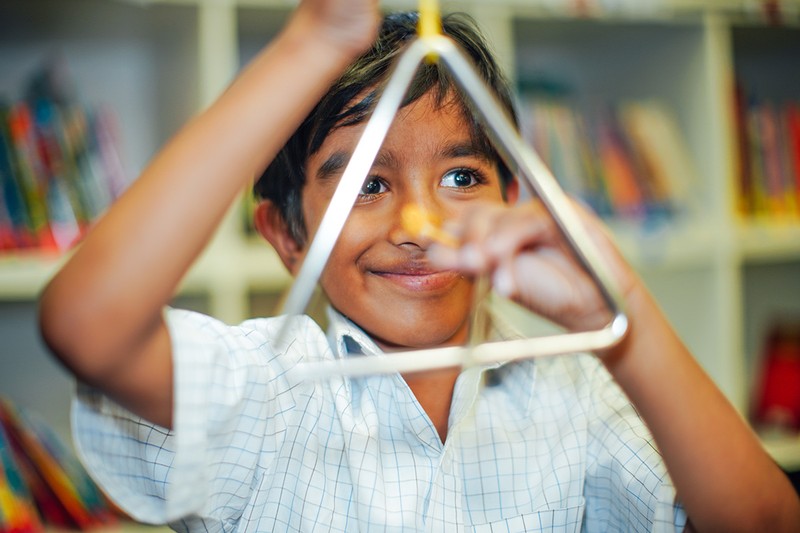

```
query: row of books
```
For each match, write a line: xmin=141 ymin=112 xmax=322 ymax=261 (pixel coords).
xmin=0 ymin=60 xmax=128 ymax=254
xmin=734 ymin=89 xmax=800 ymax=220
xmin=519 ymin=96 xmax=697 ymax=223
xmin=0 ymin=398 xmax=118 ymax=532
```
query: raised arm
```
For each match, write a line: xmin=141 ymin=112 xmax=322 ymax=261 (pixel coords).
xmin=38 ymin=0 xmax=380 ymax=429
xmin=429 ymin=199 xmax=800 ymax=532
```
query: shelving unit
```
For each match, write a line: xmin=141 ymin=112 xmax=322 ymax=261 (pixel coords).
xmin=1 ymin=0 xmax=799 ymax=476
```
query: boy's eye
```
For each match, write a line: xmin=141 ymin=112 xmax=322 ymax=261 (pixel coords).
xmin=440 ymin=168 xmax=481 ymax=189
xmin=360 ymin=177 xmax=387 ymax=196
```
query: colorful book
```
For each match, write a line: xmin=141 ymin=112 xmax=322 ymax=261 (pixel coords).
xmin=593 ymin=107 xmax=648 ymax=219
xmin=0 ymin=399 xmax=118 ymax=530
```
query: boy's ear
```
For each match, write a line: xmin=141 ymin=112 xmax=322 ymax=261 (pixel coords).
xmin=253 ymin=201 xmax=302 ymax=274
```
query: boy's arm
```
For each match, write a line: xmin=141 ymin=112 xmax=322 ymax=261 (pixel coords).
xmin=429 ymin=200 xmax=800 ymax=532
xmin=602 ymin=269 xmax=800 ymax=532
xmin=38 ymin=0 xmax=380 ymax=429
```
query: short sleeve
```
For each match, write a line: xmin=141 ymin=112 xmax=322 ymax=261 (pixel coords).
xmin=72 ymin=308 xmax=317 ymax=527
xmin=581 ymin=361 xmax=687 ymax=533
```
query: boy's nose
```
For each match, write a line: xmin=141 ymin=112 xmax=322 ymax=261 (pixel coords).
xmin=389 ymin=198 xmax=448 ymax=248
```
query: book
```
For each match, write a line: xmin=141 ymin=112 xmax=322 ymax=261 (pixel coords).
xmin=734 ymin=83 xmax=754 ymax=216
xmin=759 ymin=103 xmax=792 ymax=217
xmin=787 ymin=103 xmax=800 ymax=213
xmin=0 ymin=399 xmax=118 ymax=530
xmin=0 ymin=104 xmax=39 ymax=251
xmin=27 ymin=99 xmax=85 ymax=250
xmin=525 ymin=99 xmax=590 ymax=199
xmin=751 ymin=322 xmax=800 ymax=434
xmin=594 ymin=107 xmax=648 ymax=219
xmin=619 ymin=99 xmax=697 ymax=217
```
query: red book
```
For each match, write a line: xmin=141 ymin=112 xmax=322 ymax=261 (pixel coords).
xmin=752 ymin=324 xmax=800 ymax=432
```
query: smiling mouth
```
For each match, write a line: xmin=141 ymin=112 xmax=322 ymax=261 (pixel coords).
xmin=370 ymin=269 xmax=462 ymax=292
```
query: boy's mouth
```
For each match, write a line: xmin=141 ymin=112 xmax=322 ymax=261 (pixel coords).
xmin=369 ymin=263 xmax=462 ymax=292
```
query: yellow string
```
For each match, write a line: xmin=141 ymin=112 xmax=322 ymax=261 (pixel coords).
xmin=417 ymin=0 xmax=442 ymax=39
xmin=418 ymin=0 xmax=442 ymax=62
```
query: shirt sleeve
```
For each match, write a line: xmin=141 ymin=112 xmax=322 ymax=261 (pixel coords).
xmin=581 ymin=359 xmax=688 ymax=533
xmin=71 ymin=308 xmax=314 ymax=527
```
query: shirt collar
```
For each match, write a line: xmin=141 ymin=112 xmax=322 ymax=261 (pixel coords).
xmin=325 ymin=307 xmax=383 ymax=358
xmin=324 ymin=300 xmax=524 ymax=359
xmin=324 ymin=301 xmax=538 ymax=417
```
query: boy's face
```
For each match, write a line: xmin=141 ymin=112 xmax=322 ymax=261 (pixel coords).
xmin=300 ymin=91 xmax=517 ymax=351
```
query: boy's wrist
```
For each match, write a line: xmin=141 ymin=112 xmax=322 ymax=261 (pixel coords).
xmin=592 ymin=280 xmax=650 ymax=369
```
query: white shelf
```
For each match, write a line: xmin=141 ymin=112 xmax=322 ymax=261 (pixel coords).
xmin=737 ymin=221 xmax=800 ymax=262
xmin=762 ymin=434 xmax=800 ymax=471
xmin=2 ymin=0 xmax=800 ymax=477
xmin=0 ymin=253 xmax=65 ymax=299
xmin=609 ymin=217 xmax=725 ymax=270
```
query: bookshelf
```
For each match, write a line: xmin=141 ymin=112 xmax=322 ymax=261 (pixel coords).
xmin=0 ymin=0 xmax=798 ymax=483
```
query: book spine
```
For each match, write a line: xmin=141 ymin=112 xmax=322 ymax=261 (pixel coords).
xmin=787 ymin=104 xmax=800 ymax=214
xmin=734 ymin=84 xmax=753 ymax=216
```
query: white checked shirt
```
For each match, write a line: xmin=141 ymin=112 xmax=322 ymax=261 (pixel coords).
xmin=73 ymin=307 xmax=686 ymax=532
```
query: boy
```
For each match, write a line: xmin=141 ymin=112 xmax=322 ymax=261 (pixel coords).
xmin=38 ymin=0 xmax=799 ymax=531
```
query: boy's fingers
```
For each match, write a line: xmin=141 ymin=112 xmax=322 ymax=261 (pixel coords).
xmin=427 ymin=242 xmax=461 ymax=269
xmin=491 ymin=261 xmax=518 ymax=298
xmin=428 ymin=200 xmax=554 ymax=276
xmin=442 ymin=201 xmax=503 ymax=243
xmin=460 ymin=201 xmax=557 ymax=267
xmin=485 ymin=203 xmax=555 ymax=256
xmin=432 ymin=201 xmax=558 ymax=272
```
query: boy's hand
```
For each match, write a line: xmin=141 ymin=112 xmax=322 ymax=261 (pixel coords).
xmin=428 ymin=200 xmax=637 ymax=334
xmin=289 ymin=0 xmax=381 ymax=60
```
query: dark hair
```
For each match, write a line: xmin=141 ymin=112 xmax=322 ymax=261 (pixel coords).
xmin=254 ymin=11 xmax=518 ymax=245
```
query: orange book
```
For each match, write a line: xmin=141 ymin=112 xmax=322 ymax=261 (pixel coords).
xmin=596 ymin=115 xmax=645 ymax=219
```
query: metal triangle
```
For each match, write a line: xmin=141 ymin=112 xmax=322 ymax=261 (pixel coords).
xmin=275 ymin=34 xmax=628 ymax=379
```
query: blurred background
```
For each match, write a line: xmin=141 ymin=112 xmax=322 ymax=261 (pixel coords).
xmin=0 ymin=0 xmax=799 ymax=527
